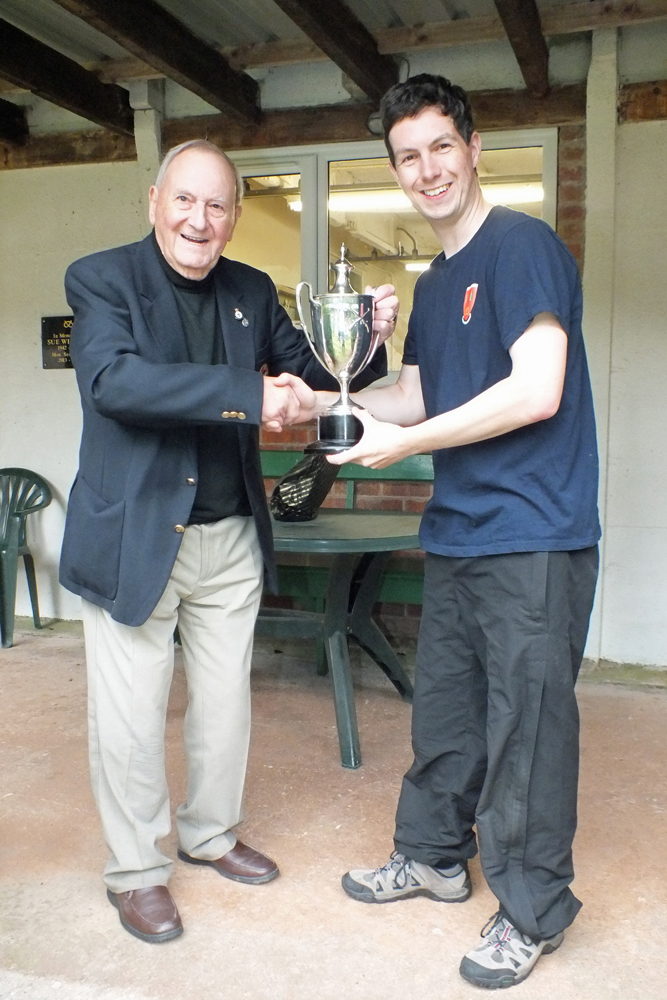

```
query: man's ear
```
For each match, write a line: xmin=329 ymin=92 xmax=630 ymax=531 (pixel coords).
xmin=469 ymin=131 xmax=482 ymax=170
xmin=148 ymin=186 xmax=158 ymax=226
xmin=227 ymin=203 xmax=242 ymax=243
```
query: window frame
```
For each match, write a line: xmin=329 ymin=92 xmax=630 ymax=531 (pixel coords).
xmin=231 ymin=129 xmax=558 ymax=356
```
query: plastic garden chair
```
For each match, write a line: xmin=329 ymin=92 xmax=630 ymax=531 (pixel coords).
xmin=0 ymin=468 xmax=52 ymax=648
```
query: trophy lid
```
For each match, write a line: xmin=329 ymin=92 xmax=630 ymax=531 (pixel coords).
xmin=329 ymin=244 xmax=355 ymax=294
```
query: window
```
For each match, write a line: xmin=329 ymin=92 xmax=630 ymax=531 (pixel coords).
xmin=230 ymin=131 xmax=556 ymax=369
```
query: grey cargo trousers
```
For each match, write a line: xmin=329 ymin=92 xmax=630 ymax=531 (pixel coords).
xmin=394 ymin=547 xmax=599 ymax=941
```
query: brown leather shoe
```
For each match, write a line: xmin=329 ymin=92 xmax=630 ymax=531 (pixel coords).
xmin=107 ymin=886 xmax=183 ymax=943
xmin=178 ymin=840 xmax=279 ymax=884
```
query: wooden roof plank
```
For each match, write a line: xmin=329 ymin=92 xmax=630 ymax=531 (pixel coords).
xmin=270 ymin=0 xmax=398 ymax=103
xmin=541 ymin=0 xmax=667 ymax=36
xmin=50 ymin=0 xmax=261 ymax=124
xmin=0 ymin=18 xmax=134 ymax=136
xmin=2 ymin=2 xmax=666 ymax=91
xmin=493 ymin=0 xmax=550 ymax=97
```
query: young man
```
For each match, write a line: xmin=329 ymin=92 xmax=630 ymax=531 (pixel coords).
xmin=294 ymin=74 xmax=600 ymax=988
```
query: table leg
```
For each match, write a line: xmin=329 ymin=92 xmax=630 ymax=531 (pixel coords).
xmin=323 ymin=554 xmax=361 ymax=769
xmin=348 ymin=552 xmax=414 ymax=701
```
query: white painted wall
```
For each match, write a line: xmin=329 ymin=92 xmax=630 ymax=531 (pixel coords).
xmin=0 ymin=161 xmax=148 ymax=620
xmin=600 ymin=119 xmax=667 ymax=665
xmin=2 ymin=27 xmax=667 ymax=664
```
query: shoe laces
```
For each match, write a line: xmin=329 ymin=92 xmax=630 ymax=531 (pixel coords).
xmin=480 ymin=911 xmax=514 ymax=952
xmin=375 ymin=851 xmax=412 ymax=890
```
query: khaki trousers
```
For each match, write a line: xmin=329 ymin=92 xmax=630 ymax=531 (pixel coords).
xmin=82 ymin=516 xmax=264 ymax=893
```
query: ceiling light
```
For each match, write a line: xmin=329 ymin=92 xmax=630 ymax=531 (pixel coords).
xmin=288 ymin=191 xmax=415 ymax=213
xmin=480 ymin=183 xmax=543 ymax=205
xmin=286 ymin=183 xmax=544 ymax=214
xmin=330 ymin=191 xmax=415 ymax=213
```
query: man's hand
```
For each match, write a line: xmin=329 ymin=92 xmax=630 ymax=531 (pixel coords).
xmin=262 ymin=376 xmax=301 ymax=432
xmin=369 ymin=284 xmax=399 ymax=345
xmin=262 ymin=373 xmax=319 ymax=431
xmin=326 ymin=408 xmax=414 ymax=469
xmin=271 ymin=372 xmax=318 ymax=424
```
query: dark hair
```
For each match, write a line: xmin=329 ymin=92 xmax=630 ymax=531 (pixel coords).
xmin=380 ymin=73 xmax=475 ymax=164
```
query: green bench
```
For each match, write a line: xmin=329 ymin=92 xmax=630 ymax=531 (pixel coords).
xmin=260 ymin=449 xmax=433 ymax=611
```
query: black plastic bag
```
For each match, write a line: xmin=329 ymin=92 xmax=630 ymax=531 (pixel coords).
xmin=269 ymin=452 xmax=340 ymax=522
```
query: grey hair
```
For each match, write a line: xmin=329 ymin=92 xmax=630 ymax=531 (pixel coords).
xmin=154 ymin=139 xmax=244 ymax=207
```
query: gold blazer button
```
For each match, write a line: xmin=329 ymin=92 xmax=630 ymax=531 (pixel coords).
xmin=229 ymin=411 xmax=239 ymax=418
xmin=238 ymin=412 xmax=246 ymax=419
xmin=222 ymin=411 xmax=230 ymax=418
xmin=174 ymin=524 xmax=185 ymax=533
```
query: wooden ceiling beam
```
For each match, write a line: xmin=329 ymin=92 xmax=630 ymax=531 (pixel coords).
xmin=619 ymin=79 xmax=667 ymax=122
xmin=0 ymin=18 xmax=134 ymax=136
xmin=0 ymin=96 xmax=28 ymax=145
xmin=493 ymin=0 xmax=550 ymax=97
xmin=1 ymin=1 xmax=666 ymax=93
xmin=164 ymin=84 xmax=588 ymax=149
xmin=50 ymin=0 xmax=260 ymax=124
xmin=270 ymin=0 xmax=398 ymax=103
xmin=0 ymin=83 xmax=589 ymax=170
xmin=0 ymin=128 xmax=136 ymax=170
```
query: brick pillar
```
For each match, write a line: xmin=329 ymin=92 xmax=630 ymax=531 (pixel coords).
xmin=557 ymin=124 xmax=586 ymax=271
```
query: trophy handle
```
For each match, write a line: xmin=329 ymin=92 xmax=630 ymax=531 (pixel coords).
xmin=296 ymin=281 xmax=321 ymax=361
xmin=355 ymin=298 xmax=380 ymax=372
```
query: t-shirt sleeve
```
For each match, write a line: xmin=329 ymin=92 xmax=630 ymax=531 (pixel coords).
xmin=493 ymin=221 xmax=578 ymax=351
xmin=401 ymin=309 xmax=419 ymax=365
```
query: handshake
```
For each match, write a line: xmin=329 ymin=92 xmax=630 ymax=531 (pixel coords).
xmin=260 ymin=282 xmax=399 ymax=434
xmin=261 ymin=372 xmax=321 ymax=433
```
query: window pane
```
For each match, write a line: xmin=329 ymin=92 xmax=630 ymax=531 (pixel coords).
xmin=227 ymin=173 xmax=301 ymax=323
xmin=328 ymin=148 xmax=544 ymax=369
xmin=328 ymin=157 xmax=432 ymax=370
xmin=478 ymin=146 xmax=544 ymax=218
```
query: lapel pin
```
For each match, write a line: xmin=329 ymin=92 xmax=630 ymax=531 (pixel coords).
xmin=234 ymin=308 xmax=243 ymax=320
xmin=242 ymin=318 xmax=249 ymax=327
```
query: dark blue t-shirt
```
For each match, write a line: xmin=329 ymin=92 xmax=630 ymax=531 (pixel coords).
xmin=402 ymin=206 xmax=600 ymax=557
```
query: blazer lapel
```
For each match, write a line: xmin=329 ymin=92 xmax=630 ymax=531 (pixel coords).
xmin=214 ymin=261 xmax=260 ymax=463
xmin=215 ymin=261 xmax=256 ymax=372
xmin=135 ymin=235 xmax=190 ymax=364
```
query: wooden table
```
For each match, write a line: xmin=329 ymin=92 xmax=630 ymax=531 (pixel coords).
xmin=255 ymin=510 xmax=421 ymax=768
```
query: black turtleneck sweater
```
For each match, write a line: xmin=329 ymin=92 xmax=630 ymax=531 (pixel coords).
xmin=151 ymin=231 xmax=251 ymax=524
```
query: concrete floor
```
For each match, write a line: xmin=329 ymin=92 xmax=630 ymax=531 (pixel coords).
xmin=1 ymin=620 xmax=666 ymax=1000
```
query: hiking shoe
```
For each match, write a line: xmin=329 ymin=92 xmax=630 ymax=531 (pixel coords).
xmin=342 ymin=851 xmax=471 ymax=904
xmin=459 ymin=912 xmax=564 ymax=989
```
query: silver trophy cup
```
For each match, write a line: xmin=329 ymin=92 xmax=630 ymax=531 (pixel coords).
xmin=296 ymin=245 xmax=379 ymax=453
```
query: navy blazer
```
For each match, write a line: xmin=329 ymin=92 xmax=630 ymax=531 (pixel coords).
xmin=60 ymin=234 xmax=386 ymax=626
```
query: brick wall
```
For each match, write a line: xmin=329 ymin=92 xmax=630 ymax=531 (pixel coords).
xmin=261 ymin=126 xmax=587 ymax=641
xmin=556 ymin=124 xmax=586 ymax=271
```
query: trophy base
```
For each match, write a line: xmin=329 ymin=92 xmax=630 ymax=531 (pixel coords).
xmin=305 ymin=410 xmax=363 ymax=454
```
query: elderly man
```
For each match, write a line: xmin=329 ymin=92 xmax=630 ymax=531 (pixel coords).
xmin=292 ymin=74 xmax=600 ymax=989
xmin=60 ymin=139 xmax=395 ymax=943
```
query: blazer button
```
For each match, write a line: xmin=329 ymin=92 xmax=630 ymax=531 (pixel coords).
xmin=186 ymin=478 xmax=196 ymax=485
xmin=229 ymin=411 xmax=239 ymax=418
xmin=174 ymin=524 xmax=185 ymax=533
xmin=238 ymin=412 xmax=246 ymax=420
xmin=222 ymin=411 xmax=230 ymax=418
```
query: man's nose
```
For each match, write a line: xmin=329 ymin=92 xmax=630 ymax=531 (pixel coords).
xmin=189 ymin=201 xmax=208 ymax=230
xmin=420 ymin=153 xmax=440 ymax=182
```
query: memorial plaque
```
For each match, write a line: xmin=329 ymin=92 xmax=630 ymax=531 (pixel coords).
xmin=42 ymin=315 xmax=74 ymax=369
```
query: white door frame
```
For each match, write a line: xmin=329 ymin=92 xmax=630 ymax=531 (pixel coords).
xmin=230 ymin=129 xmax=558 ymax=293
